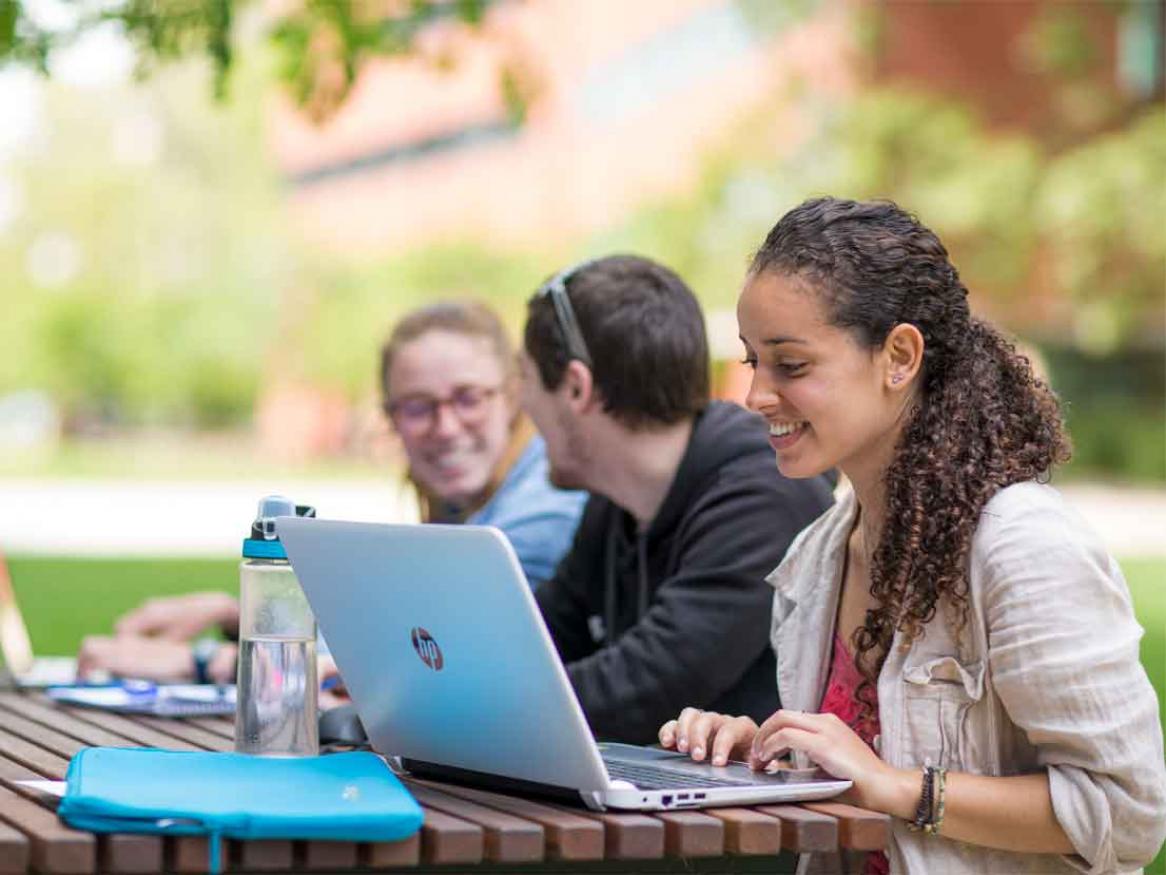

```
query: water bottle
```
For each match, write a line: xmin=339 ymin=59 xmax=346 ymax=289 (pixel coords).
xmin=235 ymin=496 xmax=319 ymax=756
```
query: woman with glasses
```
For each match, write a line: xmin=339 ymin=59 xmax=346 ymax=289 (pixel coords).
xmin=657 ymin=198 xmax=1165 ymax=873
xmin=379 ymin=300 xmax=586 ymax=583
xmin=77 ymin=301 xmax=585 ymax=684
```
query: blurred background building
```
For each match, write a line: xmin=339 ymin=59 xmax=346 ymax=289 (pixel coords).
xmin=0 ymin=0 xmax=1162 ymax=481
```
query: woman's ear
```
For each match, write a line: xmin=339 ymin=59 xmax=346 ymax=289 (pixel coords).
xmin=883 ymin=323 xmax=924 ymax=391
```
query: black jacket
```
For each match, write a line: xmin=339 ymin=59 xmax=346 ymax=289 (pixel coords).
xmin=535 ymin=401 xmax=835 ymax=743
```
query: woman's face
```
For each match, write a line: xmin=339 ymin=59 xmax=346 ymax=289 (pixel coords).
xmin=737 ymin=270 xmax=907 ymax=482
xmin=384 ymin=330 xmax=515 ymax=506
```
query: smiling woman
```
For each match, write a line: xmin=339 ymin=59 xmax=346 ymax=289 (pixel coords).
xmin=379 ymin=300 xmax=587 ymax=586
xmin=660 ymin=197 xmax=1166 ymax=874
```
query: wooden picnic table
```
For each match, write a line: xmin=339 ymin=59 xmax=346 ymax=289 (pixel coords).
xmin=0 ymin=691 xmax=889 ymax=873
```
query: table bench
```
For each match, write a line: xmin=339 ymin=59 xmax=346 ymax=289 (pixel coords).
xmin=0 ymin=692 xmax=889 ymax=873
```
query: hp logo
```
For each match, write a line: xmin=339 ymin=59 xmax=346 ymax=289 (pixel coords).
xmin=411 ymin=627 xmax=444 ymax=671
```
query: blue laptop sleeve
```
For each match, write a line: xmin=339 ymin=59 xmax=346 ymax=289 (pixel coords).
xmin=59 ymin=747 xmax=423 ymax=873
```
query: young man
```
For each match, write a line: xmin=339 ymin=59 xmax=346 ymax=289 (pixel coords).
xmin=520 ymin=254 xmax=834 ymax=744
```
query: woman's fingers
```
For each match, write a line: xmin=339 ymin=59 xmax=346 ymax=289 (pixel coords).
xmin=659 ymin=710 xmax=760 ymax=765
xmin=754 ymin=726 xmax=823 ymax=765
xmin=686 ymin=711 xmax=728 ymax=761
xmin=754 ymin=708 xmax=824 ymax=740
xmin=674 ymin=707 xmax=703 ymax=753
xmin=709 ymin=716 xmax=758 ymax=766
xmin=658 ymin=719 xmax=680 ymax=748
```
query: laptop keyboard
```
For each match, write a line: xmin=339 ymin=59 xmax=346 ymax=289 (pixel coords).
xmin=603 ymin=759 xmax=754 ymax=790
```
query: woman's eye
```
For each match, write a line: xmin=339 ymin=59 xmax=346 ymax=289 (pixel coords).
xmin=739 ymin=357 xmax=757 ymax=370
xmin=778 ymin=361 xmax=807 ymax=376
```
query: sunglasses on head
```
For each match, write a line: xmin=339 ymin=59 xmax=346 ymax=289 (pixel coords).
xmin=536 ymin=259 xmax=597 ymax=368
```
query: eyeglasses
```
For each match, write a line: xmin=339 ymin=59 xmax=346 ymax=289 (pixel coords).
xmin=384 ymin=385 xmax=502 ymax=434
xmin=537 ymin=259 xmax=597 ymax=368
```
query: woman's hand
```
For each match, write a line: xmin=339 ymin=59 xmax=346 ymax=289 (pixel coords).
xmin=751 ymin=710 xmax=904 ymax=811
xmin=657 ymin=708 xmax=759 ymax=767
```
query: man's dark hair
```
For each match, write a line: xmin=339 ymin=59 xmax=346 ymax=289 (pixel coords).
xmin=524 ymin=255 xmax=709 ymax=428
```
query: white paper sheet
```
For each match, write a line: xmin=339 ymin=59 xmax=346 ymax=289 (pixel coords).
xmin=15 ymin=779 xmax=67 ymax=798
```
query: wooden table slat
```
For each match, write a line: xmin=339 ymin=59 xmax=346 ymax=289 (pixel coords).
xmin=99 ymin=833 xmax=165 ymax=874
xmin=755 ymin=803 xmax=839 ymax=852
xmin=170 ymin=837 xmax=211 ymax=874
xmin=414 ymin=780 xmax=604 ymax=861
xmin=0 ymin=782 xmax=94 ymax=874
xmin=298 ymin=839 xmax=360 ymax=870
xmin=417 ymin=806 xmax=484 ymax=866
xmin=0 ymin=710 xmax=87 ymax=761
xmin=233 ymin=838 xmax=295 ymax=871
xmin=362 ymin=831 xmax=421 ymax=868
xmin=184 ymin=717 xmax=236 ymax=741
xmin=802 ymin=802 xmax=890 ymax=851
xmin=48 ymin=708 xmax=203 ymax=753
xmin=554 ymin=808 xmax=665 ymax=860
xmin=0 ymin=695 xmax=140 ymax=749
xmin=704 ymin=807 xmax=783 ymax=855
xmin=134 ymin=716 xmax=235 ymax=752
xmin=0 ymin=817 xmax=30 ymax=874
xmin=0 ymin=726 xmax=71 ymax=779
xmin=653 ymin=810 xmax=725 ymax=857
xmin=406 ymin=782 xmax=543 ymax=863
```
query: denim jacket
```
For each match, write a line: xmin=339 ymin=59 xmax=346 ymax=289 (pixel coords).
xmin=469 ymin=435 xmax=586 ymax=587
xmin=768 ymin=483 xmax=1166 ymax=874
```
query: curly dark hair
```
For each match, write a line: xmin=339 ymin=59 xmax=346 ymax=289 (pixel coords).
xmin=750 ymin=197 xmax=1071 ymax=715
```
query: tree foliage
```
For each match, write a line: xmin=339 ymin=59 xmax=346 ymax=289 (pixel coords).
xmin=0 ymin=0 xmax=491 ymax=119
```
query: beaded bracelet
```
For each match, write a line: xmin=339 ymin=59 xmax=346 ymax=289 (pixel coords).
xmin=924 ymin=767 xmax=948 ymax=836
xmin=908 ymin=765 xmax=948 ymax=835
xmin=908 ymin=766 xmax=934 ymax=832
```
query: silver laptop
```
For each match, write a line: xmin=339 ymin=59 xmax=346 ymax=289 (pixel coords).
xmin=0 ymin=553 xmax=79 ymax=688
xmin=277 ymin=517 xmax=851 ymax=811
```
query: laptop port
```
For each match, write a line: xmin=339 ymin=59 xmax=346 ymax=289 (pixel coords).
xmin=661 ymin=794 xmax=673 ymax=806
xmin=694 ymin=792 xmax=706 ymax=800
xmin=677 ymin=793 xmax=689 ymax=800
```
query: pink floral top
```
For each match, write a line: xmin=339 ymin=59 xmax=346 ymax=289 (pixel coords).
xmin=819 ymin=632 xmax=888 ymax=875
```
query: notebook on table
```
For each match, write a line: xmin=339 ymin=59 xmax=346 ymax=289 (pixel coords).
xmin=46 ymin=682 xmax=237 ymax=716
xmin=277 ymin=517 xmax=852 ymax=812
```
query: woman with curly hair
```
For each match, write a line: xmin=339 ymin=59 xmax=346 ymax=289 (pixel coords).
xmin=658 ymin=197 xmax=1166 ymax=873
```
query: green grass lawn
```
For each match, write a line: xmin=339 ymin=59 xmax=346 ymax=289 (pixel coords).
xmin=6 ymin=554 xmax=1166 ymax=870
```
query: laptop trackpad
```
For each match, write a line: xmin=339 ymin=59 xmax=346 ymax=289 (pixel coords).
xmin=598 ymin=742 xmax=823 ymax=785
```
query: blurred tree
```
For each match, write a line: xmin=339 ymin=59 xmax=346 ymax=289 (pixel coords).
xmin=0 ymin=55 xmax=285 ymax=428
xmin=0 ymin=0 xmax=493 ymax=121
xmin=1036 ymin=110 xmax=1166 ymax=354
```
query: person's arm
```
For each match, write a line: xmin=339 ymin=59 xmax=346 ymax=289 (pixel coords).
xmin=114 ymin=591 xmax=239 ymax=640
xmin=974 ymin=491 xmax=1166 ymax=870
xmin=736 ymin=490 xmax=1166 ymax=869
xmin=741 ymin=709 xmax=1075 ymax=854
xmin=563 ymin=470 xmax=818 ymax=743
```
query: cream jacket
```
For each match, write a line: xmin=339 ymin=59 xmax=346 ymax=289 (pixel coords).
xmin=767 ymin=482 xmax=1166 ymax=874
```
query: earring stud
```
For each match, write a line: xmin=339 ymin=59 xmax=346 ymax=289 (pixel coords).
xmin=891 ymin=374 xmax=903 ymax=385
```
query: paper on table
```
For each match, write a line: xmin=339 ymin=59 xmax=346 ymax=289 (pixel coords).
xmin=16 ymin=780 xmax=66 ymax=798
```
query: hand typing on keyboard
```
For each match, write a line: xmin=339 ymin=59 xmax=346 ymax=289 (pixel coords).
xmin=657 ymin=707 xmax=761 ymax=768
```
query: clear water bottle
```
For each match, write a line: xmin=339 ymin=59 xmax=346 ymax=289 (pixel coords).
xmin=235 ymin=496 xmax=319 ymax=756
